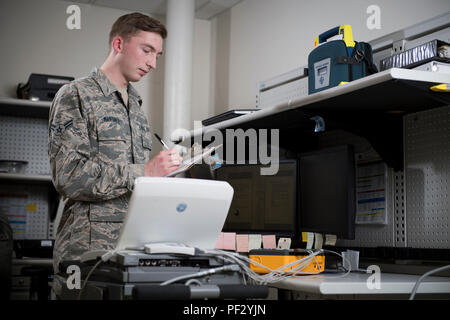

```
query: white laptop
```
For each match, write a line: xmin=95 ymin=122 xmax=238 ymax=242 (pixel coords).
xmin=82 ymin=177 xmax=233 ymax=261
xmin=117 ymin=177 xmax=233 ymax=252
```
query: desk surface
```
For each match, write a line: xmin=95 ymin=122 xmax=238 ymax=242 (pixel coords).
xmin=272 ymin=272 xmax=450 ymax=295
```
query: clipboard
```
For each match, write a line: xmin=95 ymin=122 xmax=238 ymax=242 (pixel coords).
xmin=165 ymin=144 xmax=222 ymax=177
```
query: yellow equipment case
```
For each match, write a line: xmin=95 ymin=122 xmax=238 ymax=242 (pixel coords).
xmin=248 ymin=249 xmax=325 ymax=275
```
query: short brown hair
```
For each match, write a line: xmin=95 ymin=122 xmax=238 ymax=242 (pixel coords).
xmin=109 ymin=13 xmax=167 ymax=46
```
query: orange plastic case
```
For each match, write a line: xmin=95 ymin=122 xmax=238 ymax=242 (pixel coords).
xmin=248 ymin=249 xmax=325 ymax=275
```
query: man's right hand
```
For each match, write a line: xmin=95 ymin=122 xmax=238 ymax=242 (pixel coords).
xmin=144 ymin=149 xmax=182 ymax=177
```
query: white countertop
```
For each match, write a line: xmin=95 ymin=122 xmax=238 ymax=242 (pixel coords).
xmin=272 ymin=271 xmax=450 ymax=295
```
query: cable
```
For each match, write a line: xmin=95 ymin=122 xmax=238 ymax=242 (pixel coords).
xmin=201 ymin=249 xmax=349 ymax=285
xmin=185 ymin=279 xmax=203 ymax=286
xmin=76 ymin=248 xmax=351 ymax=297
xmin=76 ymin=250 xmax=115 ymax=300
xmin=319 ymin=249 xmax=352 ymax=279
xmin=409 ymin=264 xmax=450 ymax=300
xmin=74 ymin=248 xmax=349 ymax=296
xmin=77 ymin=258 xmax=103 ymax=300
xmin=159 ymin=264 xmax=241 ymax=286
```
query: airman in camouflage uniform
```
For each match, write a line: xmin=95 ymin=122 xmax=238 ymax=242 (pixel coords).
xmin=48 ymin=13 xmax=182 ymax=298
xmin=49 ymin=67 xmax=152 ymax=273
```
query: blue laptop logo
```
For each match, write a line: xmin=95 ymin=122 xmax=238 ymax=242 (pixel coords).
xmin=176 ymin=203 xmax=187 ymax=213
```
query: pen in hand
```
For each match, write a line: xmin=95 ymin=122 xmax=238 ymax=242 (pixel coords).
xmin=154 ymin=133 xmax=170 ymax=150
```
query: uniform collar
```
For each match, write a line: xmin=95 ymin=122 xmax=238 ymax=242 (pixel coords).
xmin=127 ymin=84 xmax=143 ymax=106
xmin=90 ymin=67 xmax=143 ymax=106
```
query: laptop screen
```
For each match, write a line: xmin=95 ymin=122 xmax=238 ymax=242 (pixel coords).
xmin=115 ymin=177 xmax=234 ymax=251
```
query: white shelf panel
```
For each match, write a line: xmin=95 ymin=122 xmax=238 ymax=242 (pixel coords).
xmin=0 ymin=97 xmax=51 ymax=118
xmin=191 ymin=68 xmax=450 ymax=136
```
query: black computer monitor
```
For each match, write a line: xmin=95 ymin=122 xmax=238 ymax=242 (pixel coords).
xmin=298 ymin=145 xmax=356 ymax=240
xmin=215 ymin=160 xmax=298 ymax=237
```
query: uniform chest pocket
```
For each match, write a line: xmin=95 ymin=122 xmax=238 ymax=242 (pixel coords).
xmin=141 ymin=132 xmax=152 ymax=158
xmin=132 ymin=124 xmax=152 ymax=163
xmin=97 ymin=126 xmax=129 ymax=163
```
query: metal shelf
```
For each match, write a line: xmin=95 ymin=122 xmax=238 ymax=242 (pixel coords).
xmin=0 ymin=97 xmax=51 ymax=118
xmin=193 ymin=68 xmax=450 ymax=171
xmin=0 ymin=173 xmax=52 ymax=184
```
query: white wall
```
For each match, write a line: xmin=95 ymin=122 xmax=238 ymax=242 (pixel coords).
xmin=192 ymin=19 xmax=212 ymax=124
xmin=0 ymin=0 xmax=213 ymax=156
xmin=2 ymin=0 xmax=448 ymax=139
xmin=212 ymin=0 xmax=450 ymax=110
xmin=210 ymin=9 xmax=232 ymax=116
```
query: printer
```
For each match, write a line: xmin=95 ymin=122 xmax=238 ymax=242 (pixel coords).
xmin=17 ymin=73 xmax=74 ymax=101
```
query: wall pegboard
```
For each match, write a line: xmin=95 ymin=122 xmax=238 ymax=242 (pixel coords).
xmin=394 ymin=171 xmax=406 ymax=247
xmin=0 ymin=115 xmax=50 ymax=175
xmin=336 ymin=168 xmax=396 ymax=248
xmin=0 ymin=184 xmax=49 ymax=240
xmin=0 ymin=112 xmax=52 ymax=240
xmin=48 ymin=220 xmax=56 ymax=240
xmin=317 ymin=130 xmax=396 ymax=248
xmin=404 ymin=105 xmax=450 ymax=249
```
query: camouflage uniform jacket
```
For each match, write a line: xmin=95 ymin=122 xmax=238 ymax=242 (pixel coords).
xmin=48 ymin=68 xmax=152 ymax=274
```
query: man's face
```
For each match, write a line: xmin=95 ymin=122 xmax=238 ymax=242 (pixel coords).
xmin=116 ymin=30 xmax=163 ymax=82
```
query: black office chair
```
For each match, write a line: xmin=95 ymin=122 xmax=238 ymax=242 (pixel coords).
xmin=20 ymin=265 xmax=53 ymax=300
xmin=0 ymin=212 xmax=13 ymax=300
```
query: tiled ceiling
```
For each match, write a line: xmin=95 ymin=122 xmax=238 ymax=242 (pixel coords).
xmin=62 ymin=0 xmax=242 ymax=19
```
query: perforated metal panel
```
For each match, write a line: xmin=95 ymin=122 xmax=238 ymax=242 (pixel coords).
xmin=48 ymin=221 xmax=56 ymax=240
xmin=337 ymin=167 xmax=396 ymax=247
xmin=24 ymin=185 xmax=49 ymax=239
xmin=0 ymin=116 xmax=50 ymax=175
xmin=318 ymin=130 xmax=396 ymax=247
xmin=394 ymin=172 xmax=406 ymax=247
xmin=0 ymin=184 xmax=49 ymax=239
xmin=404 ymin=105 xmax=450 ymax=249
xmin=315 ymin=103 xmax=450 ymax=250
xmin=0 ymin=113 xmax=51 ymax=240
